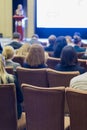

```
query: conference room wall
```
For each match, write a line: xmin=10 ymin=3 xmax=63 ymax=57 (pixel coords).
xmin=27 ymin=0 xmax=35 ymax=38
xmin=0 ymin=0 xmax=35 ymax=38
xmin=0 ymin=0 xmax=12 ymax=38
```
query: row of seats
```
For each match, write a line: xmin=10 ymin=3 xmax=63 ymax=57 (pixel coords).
xmin=12 ymin=55 xmax=87 ymax=71
xmin=1 ymin=83 xmax=87 ymax=130
xmin=5 ymin=66 xmax=80 ymax=114
xmin=5 ymin=66 xmax=80 ymax=87
xmin=22 ymin=84 xmax=87 ymax=130
xmin=46 ymin=57 xmax=87 ymax=71
xmin=16 ymin=67 xmax=80 ymax=88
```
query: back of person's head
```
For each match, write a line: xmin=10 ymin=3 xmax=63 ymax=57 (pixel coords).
xmin=55 ymin=36 xmax=67 ymax=47
xmin=0 ymin=54 xmax=13 ymax=84
xmin=73 ymin=36 xmax=81 ymax=44
xmin=65 ymin=35 xmax=73 ymax=43
xmin=17 ymin=4 xmax=23 ymax=9
xmin=25 ymin=43 xmax=45 ymax=67
xmin=53 ymin=36 xmax=67 ymax=58
xmin=13 ymin=32 xmax=21 ymax=40
xmin=31 ymin=34 xmax=39 ymax=39
xmin=73 ymin=32 xmax=81 ymax=38
xmin=2 ymin=46 xmax=15 ymax=60
xmin=16 ymin=43 xmax=31 ymax=56
xmin=60 ymin=45 xmax=78 ymax=66
xmin=48 ymin=34 xmax=57 ymax=45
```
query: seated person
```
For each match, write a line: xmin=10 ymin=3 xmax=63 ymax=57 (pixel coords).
xmin=65 ymin=35 xmax=74 ymax=46
xmin=44 ymin=34 xmax=57 ymax=52
xmin=73 ymin=32 xmax=85 ymax=47
xmin=15 ymin=43 xmax=31 ymax=56
xmin=70 ymin=72 xmax=87 ymax=91
xmin=8 ymin=32 xmax=23 ymax=49
xmin=2 ymin=46 xmax=21 ymax=71
xmin=23 ymin=43 xmax=48 ymax=68
xmin=0 ymin=54 xmax=23 ymax=119
xmin=73 ymin=35 xmax=86 ymax=53
xmin=55 ymin=46 xmax=86 ymax=74
xmin=53 ymin=36 xmax=67 ymax=58
xmin=29 ymin=34 xmax=42 ymax=45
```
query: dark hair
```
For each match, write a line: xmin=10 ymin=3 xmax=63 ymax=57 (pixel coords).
xmin=53 ymin=36 xmax=67 ymax=58
xmin=60 ymin=46 xmax=78 ymax=66
xmin=73 ymin=32 xmax=81 ymax=37
xmin=32 ymin=34 xmax=39 ymax=39
xmin=73 ymin=36 xmax=81 ymax=44
xmin=13 ymin=32 xmax=21 ymax=39
xmin=48 ymin=35 xmax=56 ymax=45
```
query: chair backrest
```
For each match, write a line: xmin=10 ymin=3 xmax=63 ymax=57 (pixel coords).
xmin=22 ymin=84 xmax=65 ymax=130
xmin=5 ymin=66 xmax=14 ymax=75
xmin=17 ymin=67 xmax=49 ymax=87
xmin=47 ymin=68 xmax=80 ymax=87
xmin=46 ymin=57 xmax=60 ymax=69
xmin=66 ymin=87 xmax=87 ymax=130
xmin=78 ymin=58 xmax=87 ymax=71
xmin=77 ymin=52 xmax=85 ymax=59
xmin=12 ymin=55 xmax=25 ymax=66
xmin=0 ymin=84 xmax=18 ymax=130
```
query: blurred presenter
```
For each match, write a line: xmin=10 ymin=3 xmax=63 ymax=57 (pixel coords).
xmin=15 ymin=4 xmax=24 ymax=16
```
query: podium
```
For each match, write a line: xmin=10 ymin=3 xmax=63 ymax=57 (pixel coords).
xmin=13 ymin=15 xmax=24 ymax=41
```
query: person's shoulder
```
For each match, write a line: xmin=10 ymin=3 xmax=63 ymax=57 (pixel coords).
xmin=12 ymin=61 xmax=21 ymax=66
xmin=6 ymin=74 xmax=14 ymax=83
xmin=76 ymin=64 xmax=86 ymax=74
xmin=55 ymin=63 xmax=61 ymax=70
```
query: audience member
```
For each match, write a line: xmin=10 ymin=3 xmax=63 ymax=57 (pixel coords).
xmin=73 ymin=32 xmax=86 ymax=47
xmin=0 ymin=54 xmax=23 ymax=119
xmin=15 ymin=43 xmax=31 ymax=56
xmin=70 ymin=72 xmax=87 ymax=91
xmin=29 ymin=34 xmax=42 ymax=45
xmin=55 ymin=46 xmax=86 ymax=74
xmin=53 ymin=36 xmax=67 ymax=58
xmin=23 ymin=43 xmax=47 ymax=68
xmin=8 ymin=32 xmax=23 ymax=49
xmin=73 ymin=32 xmax=81 ymax=38
xmin=65 ymin=35 xmax=74 ymax=46
xmin=44 ymin=34 xmax=57 ymax=51
xmin=73 ymin=35 xmax=86 ymax=52
xmin=2 ymin=46 xmax=21 ymax=71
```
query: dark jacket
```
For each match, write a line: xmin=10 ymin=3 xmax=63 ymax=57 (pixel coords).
xmin=55 ymin=63 xmax=86 ymax=74
xmin=23 ymin=63 xmax=48 ymax=69
xmin=7 ymin=75 xmax=23 ymax=119
xmin=74 ymin=45 xmax=86 ymax=53
xmin=8 ymin=41 xmax=22 ymax=49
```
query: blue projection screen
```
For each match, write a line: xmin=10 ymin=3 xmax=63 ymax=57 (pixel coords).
xmin=35 ymin=0 xmax=87 ymax=38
